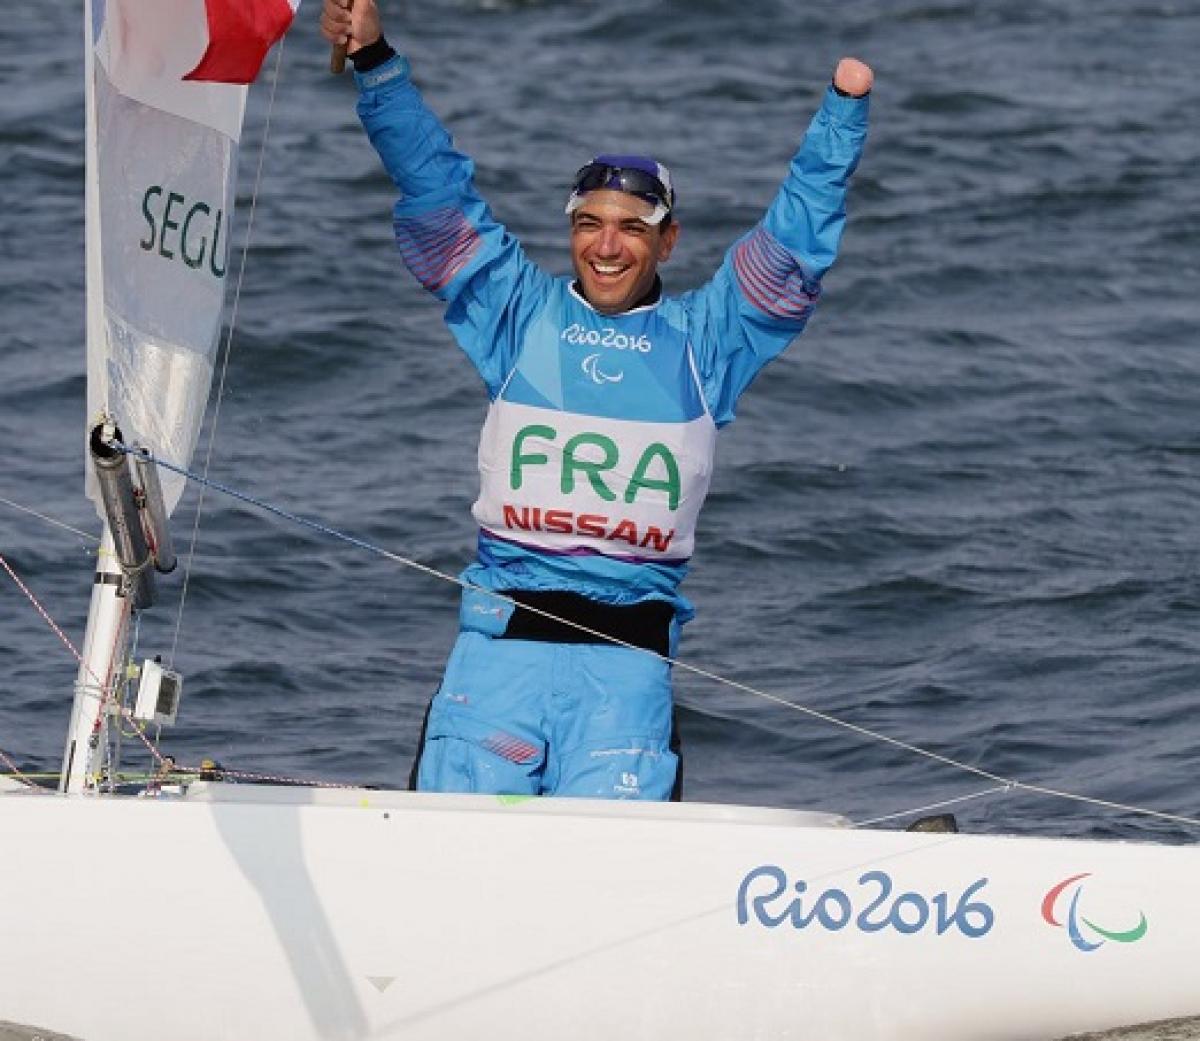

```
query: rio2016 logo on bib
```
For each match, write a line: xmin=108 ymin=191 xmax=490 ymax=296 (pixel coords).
xmin=561 ymin=323 xmax=652 ymax=354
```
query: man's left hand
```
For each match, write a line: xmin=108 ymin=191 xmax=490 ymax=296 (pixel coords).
xmin=834 ymin=58 xmax=873 ymax=97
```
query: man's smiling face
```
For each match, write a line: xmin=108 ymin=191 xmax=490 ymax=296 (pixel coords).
xmin=569 ymin=190 xmax=679 ymax=314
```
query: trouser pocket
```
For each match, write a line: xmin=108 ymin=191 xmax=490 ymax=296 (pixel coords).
xmin=416 ymin=707 xmax=546 ymax=796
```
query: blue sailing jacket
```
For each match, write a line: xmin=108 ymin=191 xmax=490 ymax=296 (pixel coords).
xmin=355 ymin=56 xmax=869 ymax=623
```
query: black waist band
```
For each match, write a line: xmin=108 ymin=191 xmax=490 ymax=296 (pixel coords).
xmin=500 ymin=590 xmax=673 ymax=657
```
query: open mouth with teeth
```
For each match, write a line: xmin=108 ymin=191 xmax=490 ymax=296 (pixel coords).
xmin=590 ymin=261 xmax=629 ymax=279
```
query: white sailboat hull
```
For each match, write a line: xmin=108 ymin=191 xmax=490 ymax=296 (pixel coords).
xmin=1 ymin=785 xmax=1196 ymax=1041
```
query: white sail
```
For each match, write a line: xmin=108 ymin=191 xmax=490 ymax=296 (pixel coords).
xmin=85 ymin=0 xmax=251 ymax=514
xmin=67 ymin=0 xmax=296 ymax=794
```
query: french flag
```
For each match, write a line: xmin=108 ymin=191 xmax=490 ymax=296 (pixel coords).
xmin=185 ymin=0 xmax=301 ymax=84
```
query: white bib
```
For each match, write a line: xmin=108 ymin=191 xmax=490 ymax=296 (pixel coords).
xmin=474 ymin=398 xmax=716 ymax=562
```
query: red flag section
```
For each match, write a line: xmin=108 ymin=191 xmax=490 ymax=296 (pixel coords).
xmin=184 ymin=0 xmax=299 ymax=84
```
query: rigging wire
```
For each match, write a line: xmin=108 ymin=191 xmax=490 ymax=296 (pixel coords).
xmin=850 ymin=785 xmax=1014 ymax=829
xmin=0 ymin=744 xmax=49 ymax=793
xmin=6 ymin=494 xmax=1200 ymax=827
xmin=110 ymin=443 xmax=1200 ymax=832
xmin=5 ymin=467 xmax=1200 ymax=828
xmin=168 ymin=40 xmax=288 ymax=672
xmin=0 ymin=494 xmax=100 ymax=544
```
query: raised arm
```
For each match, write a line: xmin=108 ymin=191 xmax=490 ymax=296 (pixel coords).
xmin=686 ymin=58 xmax=872 ymax=426
xmin=320 ymin=0 xmax=551 ymax=397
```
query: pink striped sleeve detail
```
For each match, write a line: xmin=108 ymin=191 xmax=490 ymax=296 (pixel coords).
xmin=732 ymin=226 xmax=821 ymax=321
xmin=394 ymin=207 xmax=482 ymax=292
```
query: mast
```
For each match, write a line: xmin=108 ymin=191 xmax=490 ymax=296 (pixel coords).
xmin=63 ymin=0 xmax=115 ymax=794
xmin=60 ymin=529 xmax=128 ymax=794
xmin=62 ymin=423 xmax=164 ymax=793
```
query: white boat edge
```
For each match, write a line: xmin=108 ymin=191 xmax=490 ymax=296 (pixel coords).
xmin=3 ymin=780 xmax=1198 ymax=1041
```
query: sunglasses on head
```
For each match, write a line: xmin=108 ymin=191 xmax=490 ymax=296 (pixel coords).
xmin=571 ymin=163 xmax=672 ymax=211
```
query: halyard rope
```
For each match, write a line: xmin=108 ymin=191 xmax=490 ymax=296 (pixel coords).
xmin=169 ymin=40 xmax=288 ymax=672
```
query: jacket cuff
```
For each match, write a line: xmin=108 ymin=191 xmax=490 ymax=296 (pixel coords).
xmin=353 ymin=51 xmax=412 ymax=92
xmin=822 ymin=83 xmax=870 ymax=127
xmin=349 ymin=36 xmax=395 ymax=72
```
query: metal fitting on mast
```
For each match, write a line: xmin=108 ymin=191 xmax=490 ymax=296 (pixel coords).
xmin=133 ymin=443 xmax=178 ymax=574
xmin=88 ymin=419 xmax=156 ymax=610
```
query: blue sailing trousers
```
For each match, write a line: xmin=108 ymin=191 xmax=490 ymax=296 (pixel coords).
xmin=416 ymin=631 xmax=678 ymax=799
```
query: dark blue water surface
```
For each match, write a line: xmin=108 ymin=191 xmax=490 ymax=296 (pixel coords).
xmin=3 ymin=0 xmax=1199 ymax=842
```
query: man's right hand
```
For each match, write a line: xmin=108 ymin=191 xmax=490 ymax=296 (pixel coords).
xmin=320 ymin=0 xmax=383 ymax=54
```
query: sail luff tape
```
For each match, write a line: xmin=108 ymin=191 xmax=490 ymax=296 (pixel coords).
xmin=89 ymin=423 xmax=156 ymax=610
xmin=133 ymin=444 xmax=177 ymax=574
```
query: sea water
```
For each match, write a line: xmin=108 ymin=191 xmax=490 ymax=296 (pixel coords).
xmin=2 ymin=0 xmax=1198 ymax=847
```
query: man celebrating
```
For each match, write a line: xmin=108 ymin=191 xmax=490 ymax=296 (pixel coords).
xmin=321 ymin=0 xmax=872 ymax=801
